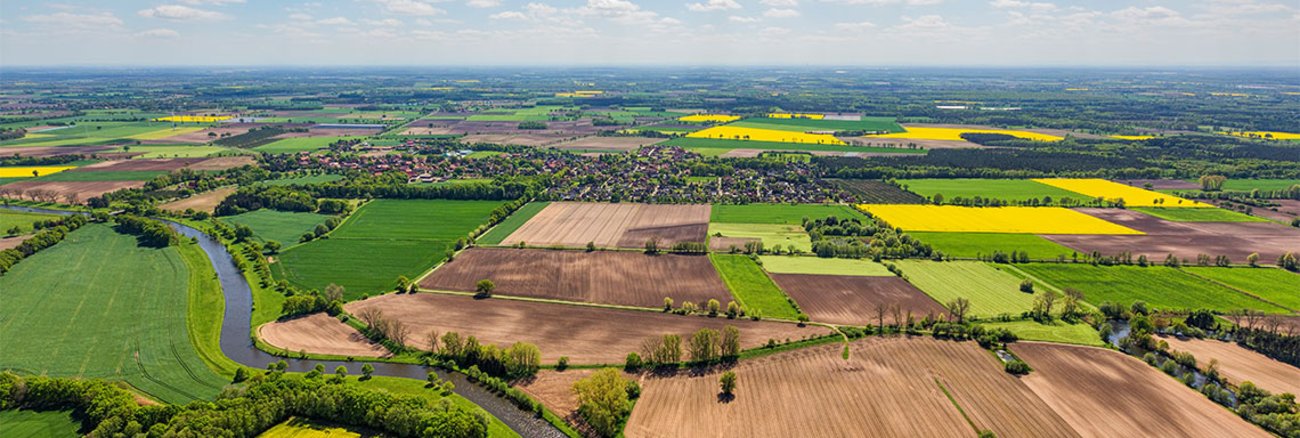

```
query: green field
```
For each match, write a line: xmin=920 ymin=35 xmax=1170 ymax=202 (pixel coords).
xmin=258 ymin=174 xmax=345 ymax=186
xmin=465 ymin=105 xmax=571 ymax=122
xmin=910 ymin=232 xmax=1079 ymax=260
xmin=110 ymin=145 xmax=238 ymax=158
xmin=0 ymin=410 xmax=81 ymax=438
xmin=254 ymin=136 xmax=363 ymax=154
xmin=1017 ymin=264 xmax=1290 ymax=313
xmin=1182 ymin=267 xmax=1300 ymax=311
xmin=1218 ymin=179 xmax=1300 ymax=191
xmin=709 ymin=223 xmax=812 ymax=253
xmin=34 ymin=170 xmax=167 ymax=182
xmin=0 ymin=210 xmax=60 ymax=234
xmin=710 ymin=203 xmax=860 ymax=224
xmin=274 ymin=199 xmax=503 ymax=298
xmin=258 ymin=418 xmax=361 ymax=438
xmin=758 ymin=255 xmax=893 ymax=276
xmin=898 ymin=179 xmax=1085 ymax=203
xmin=979 ymin=320 xmax=1104 ymax=347
xmin=892 ymin=260 xmax=1036 ymax=317
xmin=1132 ymin=207 xmax=1269 ymax=222
xmin=220 ymin=209 xmax=332 ymax=246
xmin=709 ymin=254 xmax=803 ymax=320
xmin=478 ymin=202 xmax=550 ymax=245
xmin=663 ymin=137 xmax=925 ymax=154
xmin=0 ymin=224 xmax=227 ymax=403
xmin=728 ymin=117 xmax=904 ymax=133
xmin=0 ymin=122 xmax=179 ymax=147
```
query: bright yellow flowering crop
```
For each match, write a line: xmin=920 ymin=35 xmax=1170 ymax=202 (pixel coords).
xmin=1032 ymin=179 xmax=1210 ymax=208
xmin=686 ymin=125 xmax=846 ymax=145
xmin=155 ymin=115 xmax=233 ymax=123
xmin=857 ymin=204 xmax=1143 ymax=235
xmin=0 ymin=166 xmax=76 ymax=178
xmin=1222 ymin=131 xmax=1300 ymax=141
xmin=867 ymin=126 xmax=1063 ymax=142
xmin=678 ymin=114 xmax=741 ymax=123
xmin=768 ymin=113 xmax=825 ymax=120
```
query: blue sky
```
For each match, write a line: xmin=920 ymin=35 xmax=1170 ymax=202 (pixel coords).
xmin=2 ymin=0 xmax=1297 ymax=66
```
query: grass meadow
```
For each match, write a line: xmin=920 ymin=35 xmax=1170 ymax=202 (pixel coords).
xmin=1017 ymin=264 xmax=1290 ymax=313
xmin=477 ymin=201 xmax=549 ymax=245
xmin=979 ymin=320 xmax=1104 ymax=347
xmin=910 ymin=232 xmax=1079 ymax=260
xmin=892 ymin=260 xmax=1036 ymax=317
xmin=0 ymin=410 xmax=82 ymax=438
xmin=1 ymin=209 xmax=61 ymax=234
xmin=254 ymin=136 xmax=363 ymax=154
xmin=710 ymin=254 xmax=804 ymax=320
xmin=758 ymin=255 xmax=893 ymax=276
xmin=1132 ymin=207 xmax=1269 ymax=222
xmin=898 ymin=179 xmax=1085 ymax=203
xmin=219 ymin=209 xmax=332 ymax=246
xmin=709 ymin=223 xmax=812 ymax=253
xmin=710 ymin=203 xmax=860 ymax=224
xmin=1182 ymin=267 xmax=1300 ymax=311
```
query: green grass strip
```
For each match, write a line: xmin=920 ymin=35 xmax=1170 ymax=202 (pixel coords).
xmin=709 ymin=253 xmax=803 ymax=320
xmin=478 ymin=201 xmax=550 ymax=245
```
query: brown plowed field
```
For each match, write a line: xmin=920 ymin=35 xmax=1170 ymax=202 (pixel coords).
xmin=1045 ymin=208 xmax=1300 ymax=262
xmin=343 ymin=293 xmax=827 ymax=364
xmin=771 ymin=274 xmax=947 ymax=326
xmin=1245 ymin=199 xmax=1300 ymax=223
xmin=188 ymin=156 xmax=256 ymax=171
xmin=0 ymin=180 xmax=145 ymax=203
xmin=259 ymin=313 xmax=389 ymax=358
xmin=501 ymin=202 xmax=711 ymax=249
xmin=158 ymin=186 xmax=236 ymax=213
xmin=553 ymin=136 xmax=660 ymax=152
xmin=1161 ymin=336 xmax=1300 ymax=395
xmin=1011 ymin=342 xmax=1270 ymax=438
xmin=421 ymin=248 xmax=730 ymax=308
xmin=0 ymin=145 xmax=115 ymax=157
xmin=707 ymin=236 xmax=758 ymax=252
xmin=626 ymin=337 xmax=1077 ymax=438
xmin=79 ymin=158 xmax=207 ymax=171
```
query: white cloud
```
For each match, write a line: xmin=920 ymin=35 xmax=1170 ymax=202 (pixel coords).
xmin=138 ymin=5 xmax=229 ymax=21
xmin=763 ymin=8 xmax=800 ymax=17
xmin=491 ymin=11 xmax=529 ymax=19
xmin=289 ymin=13 xmax=314 ymax=21
xmin=364 ymin=18 xmax=404 ymax=26
xmin=1111 ymin=6 xmax=1191 ymax=26
xmin=825 ymin=0 xmax=940 ymax=5
xmin=990 ymin=0 xmax=1056 ymax=12
xmin=467 ymin=0 xmax=502 ymax=8
xmin=761 ymin=0 xmax=798 ymax=6
xmin=135 ymin=28 xmax=180 ymax=38
xmin=833 ymin=20 xmax=876 ymax=31
xmin=728 ymin=15 xmax=760 ymax=22
xmin=23 ymin=11 xmax=125 ymax=30
xmin=896 ymin=14 xmax=950 ymax=30
xmin=688 ymin=0 xmax=742 ymax=12
xmin=317 ymin=16 xmax=354 ymax=25
xmin=372 ymin=0 xmax=446 ymax=16
xmin=178 ymin=0 xmax=245 ymax=4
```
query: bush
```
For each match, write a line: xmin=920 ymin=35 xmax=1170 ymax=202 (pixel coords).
xmin=1004 ymin=360 xmax=1031 ymax=375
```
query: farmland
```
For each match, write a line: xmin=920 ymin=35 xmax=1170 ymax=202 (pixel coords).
xmin=758 ymin=255 xmax=893 ymax=276
xmin=1160 ymin=336 xmax=1300 ymax=395
xmin=1032 ymin=178 xmax=1210 ymax=207
xmin=1181 ymin=267 xmax=1300 ymax=311
xmin=1017 ymin=264 xmax=1289 ymax=313
xmin=0 ymin=166 xmax=76 ymax=178
xmin=727 ymin=117 xmax=904 ymax=133
xmin=860 ymin=204 xmax=1142 ymax=235
xmin=254 ymin=136 xmax=362 ymax=154
xmin=661 ymin=137 xmax=924 ymax=154
xmin=257 ymin=418 xmax=362 ymax=438
xmin=867 ymin=126 xmax=1063 ymax=142
xmin=343 ymin=293 xmax=828 ymax=364
xmin=677 ymin=114 xmax=740 ymax=123
xmin=422 ymin=248 xmax=732 ymax=309
xmin=892 ymin=260 xmax=1036 ymax=317
xmin=686 ymin=124 xmax=848 ymax=144
xmin=710 ymin=254 xmax=803 ymax=320
xmin=710 ymin=203 xmax=860 ymax=224
xmin=159 ymin=186 xmax=237 ymax=214
xmin=1011 ymin=342 xmax=1271 ymax=437
xmin=898 ymin=179 xmax=1086 ymax=203
xmin=499 ymin=202 xmax=709 ymax=249
xmin=0 ymin=410 xmax=81 ymax=438
xmin=909 ymin=232 xmax=1078 ymax=260
xmin=708 ymin=223 xmax=811 ymax=253
xmin=274 ymin=199 xmax=502 ymax=298
xmin=0 ymin=224 xmax=227 ymax=403
xmin=220 ymin=209 xmax=332 ymax=245
xmin=978 ymin=320 xmax=1104 ymax=346
xmin=259 ymin=313 xmax=389 ymax=358
xmin=1132 ymin=207 xmax=1269 ymax=222
xmin=828 ymin=179 xmax=926 ymax=203
xmin=0 ymin=209 xmax=60 ymax=234
xmin=476 ymin=201 xmax=549 ymax=244
xmin=627 ymin=337 xmax=1077 ymax=438
xmin=771 ymin=274 xmax=945 ymax=326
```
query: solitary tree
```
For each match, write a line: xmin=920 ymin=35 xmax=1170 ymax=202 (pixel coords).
xmin=475 ymin=279 xmax=495 ymax=297
xmin=1247 ymin=252 xmax=1260 ymax=267
xmin=719 ymin=371 xmax=737 ymax=398
xmin=947 ymin=298 xmax=971 ymax=324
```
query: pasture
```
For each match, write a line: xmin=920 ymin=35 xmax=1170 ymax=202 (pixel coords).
xmin=710 ymin=203 xmax=860 ymax=224
xmin=1218 ymin=178 xmax=1300 ymax=191
xmin=0 ymin=410 xmax=81 ymax=438
xmin=476 ymin=201 xmax=549 ymax=244
xmin=1016 ymin=264 xmax=1289 ymax=313
xmin=0 ymin=209 xmax=60 ymax=234
xmin=1181 ymin=267 xmax=1300 ymax=311
xmin=274 ymin=199 xmax=503 ymax=298
xmin=898 ymin=178 xmax=1085 ymax=203
xmin=771 ymin=274 xmax=945 ymax=326
xmin=910 ymin=232 xmax=1078 ymax=260
xmin=1011 ymin=342 xmax=1270 ymax=438
xmin=422 ymin=248 xmax=732 ymax=309
xmin=1133 ymin=207 xmax=1268 ymax=222
xmin=0 ymin=122 xmax=180 ymax=147
xmin=1032 ymin=178 xmax=1209 ymax=207
xmin=626 ymin=337 xmax=1078 ymax=438
xmin=860 ymin=204 xmax=1141 ymax=235
xmin=892 ymin=260 xmax=1036 ymax=317
xmin=343 ymin=293 xmax=827 ymax=364
xmin=0 ymin=224 xmax=227 ymax=403
xmin=758 ymin=255 xmax=893 ymax=276
xmin=709 ymin=254 xmax=803 ymax=320
xmin=1161 ymin=336 xmax=1300 ymax=395
xmin=708 ymin=223 xmax=811 ymax=253
xmin=220 ymin=209 xmax=332 ymax=245
xmin=978 ymin=320 xmax=1104 ymax=346
xmin=499 ymin=202 xmax=709 ymax=249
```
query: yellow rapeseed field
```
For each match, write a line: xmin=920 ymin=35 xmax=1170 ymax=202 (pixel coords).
xmin=1110 ymin=135 xmax=1156 ymax=141
xmin=678 ymin=114 xmax=741 ymax=123
xmin=128 ymin=126 xmax=205 ymax=140
xmin=1221 ymin=131 xmax=1300 ymax=141
xmin=1032 ymin=178 xmax=1211 ymax=208
xmin=768 ymin=113 xmax=825 ymax=120
xmin=857 ymin=204 xmax=1143 ymax=235
xmin=686 ymin=125 xmax=846 ymax=145
xmin=866 ymin=126 xmax=1064 ymax=142
xmin=155 ymin=115 xmax=233 ymax=123
xmin=0 ymin=166 xmax=76 ymax=178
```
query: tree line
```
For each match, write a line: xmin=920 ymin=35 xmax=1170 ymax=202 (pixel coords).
xmin=0 ymin=214 xmax=89 ymax=275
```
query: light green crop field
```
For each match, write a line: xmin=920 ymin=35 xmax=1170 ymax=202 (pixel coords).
xmin=898 ymin=179 xmax=1085 ymax=203
xmin=1182 ymin=267 xmax=1300 ymax=312
xmin=0 ymin=122 xmax=178 ymax=147
xmin=33 ymin=170 xmax=167 ymax=182
xmin=465 ymin=105 xmax=570 ymax=122
xmin=910 ymin=232 xmax=1079 ymax=260
xmin=1017 ymin=264 xmax=1290 ymax=313
xmin=759 ymin=255 xmax=893 ymax=276
xmin=1132 ymin=207 xmax=1269 ymax=222
xmin=709 ymin=223 xmax=812 ymax=253
xmin=1217 ymin=179 xmax=1300 ymax=191
xmin=709 ymin=254 xmax=803 ymax=320
xmin=662 ymin=137 xmax=925 ymax=155
xmin=892 ymin=260 xmax=1036 ymax=317
xmin=0 ymin=410 xmax=81 ymax=438
xmin=258 ymin=174 xmax=345 ymax=186
xmin=478 ymin=201 xmax=550 ymax=245
xmin=258 ymin=418 xmax=361 ymax=438
xmin=729 ymin=117 xmax=904 ymax=133
xmin=220 ymin=209 xmax=332 ymax=246
xmin=254 ymin=136 xmax=363 ymax=154
xmin=0 ymin=209 xmax=60 ymax=234
xmin=0 ymin=224 xmax=227 ymax=403
xmin=274 ymin=199 xmax=503 ymax=299
xmin=979 ymin=320 xmax=1104 ymax=347
xmin=710 ymin=203 xmax=860 ymax=224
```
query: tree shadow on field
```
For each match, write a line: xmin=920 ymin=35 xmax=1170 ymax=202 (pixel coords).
xmin=716 ymin=392 xmax=735 ymax=404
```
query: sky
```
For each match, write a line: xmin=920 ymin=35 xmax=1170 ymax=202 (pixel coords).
xmin=1 ymin=0 xmax=1298 ymax=67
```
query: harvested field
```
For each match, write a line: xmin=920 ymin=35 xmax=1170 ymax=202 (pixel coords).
xmin=0 ymin=234 xmax=29 ymax=251
xmin=830 ymin=179 xmax=926 ymax=203
xmin=1046 ymin=208 xmax=1300 ymax=262
xmin=1011 ymin=342 xmax=1271 ymax=438
xmin=420 ymin=248 xmax=731 ymax=308
xmin=79 ymin=158 xmax=206 ymax=172
xmin=158 ymin=186 xmax=236 ymax=213
xmin=1251 ymin=199 xmax=1300 ymax=223
xmin=501 ymin=202 xmax=710 ymax=249
xmin=188 ymin=155 xmax=255 ymax=170
xmin=707 ymin=236 xmax=758 ymax=251
xmin=718 ymin=148 xmax=762 ymax=158
xmin=771 ymin=274 xmax=946 ymax=326
xmin=0 ymin=145 xmax=115 ymax=157
xmin=0 ymin=180 xmax=145 ymax=202
xmin=552 ymin=136 xmax=659 ymax=152
xmin=626 ymin=337 xmax=1077 ymax=438
xmin=343 ymin=293 xmax=827 ymax=364
xmin=1161 ymin=336 xmax=1300 ymax=395
xmin=259 ymin=313 xmax=389 ymax=358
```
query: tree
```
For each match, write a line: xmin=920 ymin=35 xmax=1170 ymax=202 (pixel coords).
xmin=644 ymin=238 xmax=660 ymax=255
xmin=947 ymin=298 xmax=970 ymax=324
xmin=263 ymin=240 xmax=281 ymax=254
xmin=475 ymin=279 xmax=495 ymax=298
xmin=706 ymin=299 xmax=721 ymax=317
xmin=625 ymin=352 xmax=643 ymax=371
xmin=1247 ymin=252 xmax=1260 ymax=267
xmin=1032 ymin=291 xmax=1056 ymax=321
xmin=333 ymin=366 xmax=348 ymax=383
xmin=1278 ymin=252 xmax=1298 ymax=271
xmin=1019 ymin=279 xmax=1034 ymax=293
xmin=573 ymin=368 xmax=634 ymax=437
xmin=689 ymin=328 xmax=720 ymax=363
xmin=361 ymin=363 xmax=374 ymax=381
xmin=719 ymin=371 xmax=737 ymax=397
xmin=232 ymin=367 xmax=249 ymax=383
xmin=720 ymin=325 xmax=741 ymax=359
xmin=395 ymin=275 xmax=411 ymax=293
xmin=1061 ymin=288 xmax=1083 ymax=319
xmin=504 ymin=342 xmax=542 ymax=378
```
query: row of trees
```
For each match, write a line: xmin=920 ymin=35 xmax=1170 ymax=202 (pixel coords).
xmin=0 ymin=214 xmax=89 ymax=275
xmin=112 ymin=215 xmax=179 ymax=247
xmin=636 ymin=326 xmax=742 ymax=368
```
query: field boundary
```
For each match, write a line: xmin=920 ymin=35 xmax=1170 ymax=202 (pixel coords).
xmin=1179 ymin=269 xmax=1296 ymax=313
